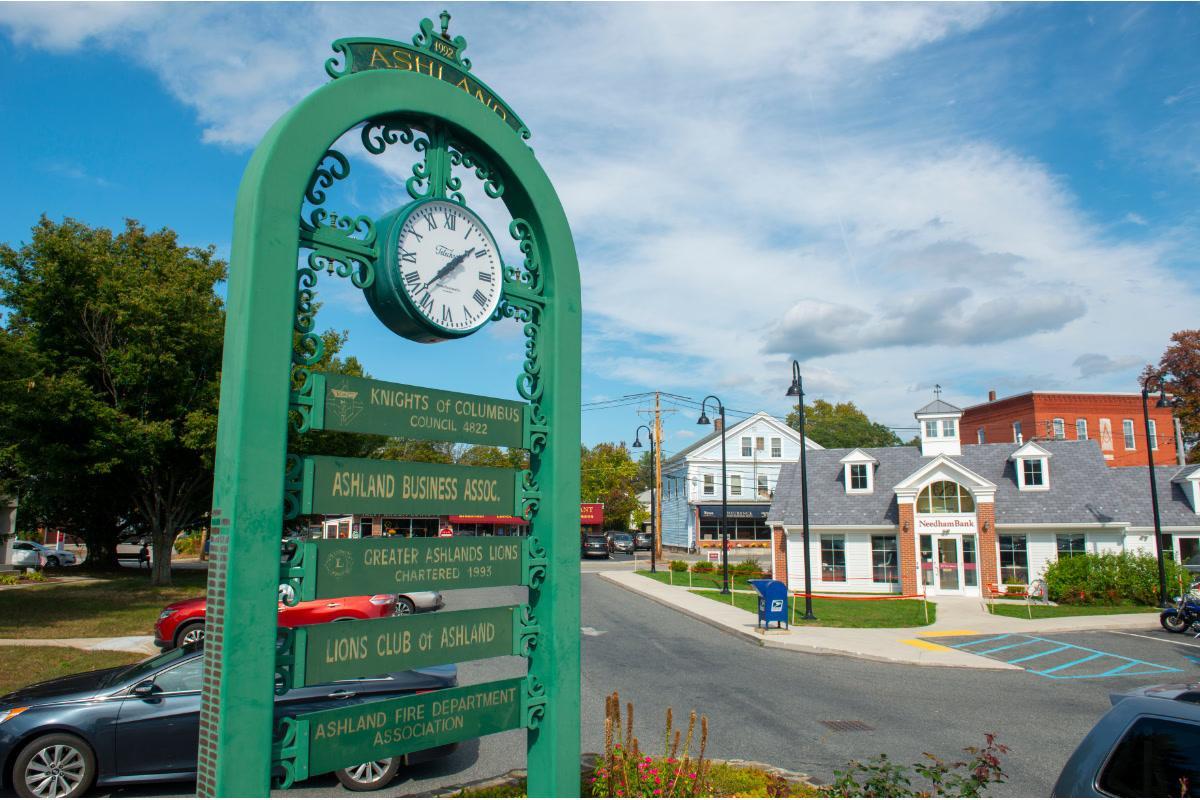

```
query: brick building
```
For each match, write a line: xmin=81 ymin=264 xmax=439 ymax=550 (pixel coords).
xmin=768 ymin=398 xmax=1200 ymax=598
xmin=960 ymin=391 xmax=1180 ymax=467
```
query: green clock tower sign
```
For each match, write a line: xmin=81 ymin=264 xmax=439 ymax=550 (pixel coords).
xmin=198 ymin=13 xmax=580 ymax=797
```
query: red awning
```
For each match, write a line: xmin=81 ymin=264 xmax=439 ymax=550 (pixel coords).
xmin=580 ymin=503 xmax=604 ymax=525
xmin=448 ymin=515 xmax=528 ymax=525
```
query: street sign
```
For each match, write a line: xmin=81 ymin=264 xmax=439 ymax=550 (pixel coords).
xmin=291 ymin=605 xmax=530 ymax=685
xmin=707 ymin=550 xmax=720 ymax=564
xmin=294 ymin=455 xmax=519 ymax=517
xmin=305 ymin=373 xmax=526 ymax=448
xmin=284 ymin=677 xmax=528 ymax=780
xmin=286 ymin=535 xmax=534 ymax=600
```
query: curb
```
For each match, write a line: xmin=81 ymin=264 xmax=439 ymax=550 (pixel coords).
xmin=597 ymin=572 xmax=1016 ymax=670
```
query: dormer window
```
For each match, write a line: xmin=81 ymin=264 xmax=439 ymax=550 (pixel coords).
xmin=1011 ymin=441 xmax=1052 ymax=491
xmin=942 ymin=419 xmax=957 ymax=438
xmin=925 ymin=420 xmax=938 ymax=438
xmin=840 ymin=448 xmax=878 ymax=494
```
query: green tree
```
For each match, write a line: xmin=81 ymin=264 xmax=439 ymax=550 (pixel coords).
xmin=787 ymin=399 xmax=902 ymax=449
xmin=458 ymin=445 xmax=528 ymax=469
xmin=0 ymin=218 xmax=225 ymax=584
xmin=581 ymin=442 xmax=641 ymax=530
xmin=634 ymin=449 xmax=654 ymax=493
xmin=1145 ymin=329 xmax=1200 ymax=460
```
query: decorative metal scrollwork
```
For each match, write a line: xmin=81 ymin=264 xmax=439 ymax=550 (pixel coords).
xmin=283 ymin=454 xmax=303 ymax=521
xmin=270 ymin=717 xmax=308 ymax=789
xmin=305 ymin=150 xmax=350 ymax=206
xmin=273 ymin=627 xmax=298 ymax=695
xmin=279 ymin=538 xmax=306 ymax=606
xmin=522 ymin=676 xmax=547 ymax=730
xmin=524 ymin=536 xmax=548 ymax=589
xmin=449 ymin=141 xmax=505 ymax=201
xmin=519 ymin=468 xmax=542 ymax=521
xmin=414 ymin=15 xmax=472 ymax=71
xmin=517 ymin=605 xmax=540 ymax=657
xmin=361 ymin=118 xmax=415 ymax=155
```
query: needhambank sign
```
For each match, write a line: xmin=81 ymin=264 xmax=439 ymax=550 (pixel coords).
xmin=200 ymin=11 xmax=580 ymax=797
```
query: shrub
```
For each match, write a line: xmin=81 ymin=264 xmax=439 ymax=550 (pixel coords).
xmin=668 ymin=560 xmax=689 ymax=573
xmin=592 ymin=691 xmax=710 ymax=798
xmin=23 ymin=570 xmax=47 ymax=583
xmin=173 ymin=533 xmax=202 ymax=556
xmin=831 ymin=733 xmax=1008 ymax=797
xmin=0 ymin=573 xmax=19 ymax=586
xmin=1043 ymin=552 xmax=1190 ymax=606
xmin=733 ymin=557 xmax=763 ymax=577
xmin=691 ymin=560 xmax=714 ymax=574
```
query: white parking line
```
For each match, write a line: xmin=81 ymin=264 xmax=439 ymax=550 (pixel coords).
xmin=1110 ymin=631 xmax=1200 ymax=649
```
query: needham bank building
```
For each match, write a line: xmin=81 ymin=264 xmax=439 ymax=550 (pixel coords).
xmin=767 ymin=399 xmax=1200 ymax=598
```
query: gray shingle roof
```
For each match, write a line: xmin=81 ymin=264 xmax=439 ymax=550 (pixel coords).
xmin=768 ymin=439 xmax=1198 ymax=528
xmin=914 ymin=399 xmax=963 ymax=415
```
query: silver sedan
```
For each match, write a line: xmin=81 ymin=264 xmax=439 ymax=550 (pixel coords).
xmin=396 ymin=590 xmax=444 ymax=615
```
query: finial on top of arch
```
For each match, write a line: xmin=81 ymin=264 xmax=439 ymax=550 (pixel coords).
xmin=439 ymin=10 xmax=451 ymax=39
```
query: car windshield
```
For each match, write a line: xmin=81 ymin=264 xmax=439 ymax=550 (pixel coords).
xmin=586 ymin=536 xmax=606 ymax=544
xmin=613 ymin=534 xmax=632 ymax=542
xmin=103 ymin=645 xmax=198 ymax=689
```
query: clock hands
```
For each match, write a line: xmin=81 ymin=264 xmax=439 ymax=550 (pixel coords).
xmin=418 ymin=248 xmax=475 ymax=293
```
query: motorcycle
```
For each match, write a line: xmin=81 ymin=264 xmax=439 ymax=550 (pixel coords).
xmin=1160 ymin=590 xmax=1200 ymax=634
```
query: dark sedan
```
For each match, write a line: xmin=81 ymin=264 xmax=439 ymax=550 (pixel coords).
xmin=581 ymin=533 xmax=611 ymax=559
xmin=634 ymin=532 xmax=654 ymax=551
xmin=0 ymin=644 xmax=457 ymax=797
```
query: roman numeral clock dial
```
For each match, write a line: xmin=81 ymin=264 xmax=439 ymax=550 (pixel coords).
xmin=365 ymin=199 xmax=504 ymax=343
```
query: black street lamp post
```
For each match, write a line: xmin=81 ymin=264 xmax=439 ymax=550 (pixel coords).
xmin=697 ymin=395 xmax=730 ymax=594
xmin=787 ymin=361 xmax=817 ymax=620
xmin=1142 ymin=373 xmax=1178 ymax=606
xmin=633 ymin=425 xmax=657 ymax=574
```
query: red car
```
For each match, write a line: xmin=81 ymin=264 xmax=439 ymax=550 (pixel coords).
xmin=154 ymin=593 xmax=398 ymax=649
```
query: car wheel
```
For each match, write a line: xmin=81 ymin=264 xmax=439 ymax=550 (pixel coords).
xmin=394 ymin=597 xmax=416 ymax=616
xmin=334 ymin=758 xmax=400 ymax=791
xmin=12 ymin=733 xmax=96 ymax=798
xmin=44 ymin=557 xmax=59 ymax=568
xmin=1161 ymin=610 xmax=1190 ymax=633
xmin=174 ymin=621 xmax=205 ymax=648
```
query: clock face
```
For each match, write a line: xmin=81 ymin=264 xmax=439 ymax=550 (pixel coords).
xmin=394 ymin=199 xmax=502 ymax=334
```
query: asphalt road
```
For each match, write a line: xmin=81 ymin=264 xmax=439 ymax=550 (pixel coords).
xmin=110 ymin=573 xmax=1200 ymax=797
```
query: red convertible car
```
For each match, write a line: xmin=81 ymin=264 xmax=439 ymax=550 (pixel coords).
xmin=154 ymin=593 xmax=398 ymax=649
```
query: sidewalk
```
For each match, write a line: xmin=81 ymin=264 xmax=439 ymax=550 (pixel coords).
xmin=600 ymin=572 xmax=1161 ymax=669
xmin=0 ymin=636 xmax=158 ymax=655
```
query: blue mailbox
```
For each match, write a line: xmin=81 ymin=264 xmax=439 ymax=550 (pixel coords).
xmin=749 ymin=579 xmax=789 ymax=629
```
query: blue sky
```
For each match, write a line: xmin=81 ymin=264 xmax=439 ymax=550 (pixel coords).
xmin=1 ymin=3 xmax=1197 ymax=459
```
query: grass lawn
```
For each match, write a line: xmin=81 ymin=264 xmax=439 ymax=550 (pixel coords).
xmin=692 ymin=589 xmax=935 ymax=628
xmin=988 ymin=602 xmax=1158 ymax=619
xmin=0 ymin=569 xmax=207 ymax=639
xmin=636 ymin=569 xmax=766 ymax=592
xmin=0 ymin=646 xmax=138 ymax=695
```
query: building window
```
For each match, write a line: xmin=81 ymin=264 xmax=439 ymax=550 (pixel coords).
xmin=977 ymin=427 xmax=985 ymax=445
xmin=1123 ymin=419 xmax=1136 ymax=450
xmin=741 ymin=437 xmax=752 ymax=457
xmin=916 ymin=480 xmax=975 ymax=513
xmin=920 ymin=535 xmax=934 ymax=587
xmin=703 ymin=475 xmax=714 ymax=495
xmin=730 ymin=474 xmax=741 ymax=496
xmin=962 ymin=535 xmax=978 ymax=587
xmin=821 ymin=535 xmax=846 ymax=582
xmin=942 ymin=418 xmax=957 ymax=438
xmin=1022 ymin=459 xmax=1045 ymax=487
xmin=1056 ymin=533 xmax=1085 ymax=558
xmin=360 ymin=519 xmax=373 ymax=537
xmin=757 ymin=474 xmax=769 ymax=498
xmin=755 ymin=436 xmax=764 ymax=452
xmin=1076 ymin=419 xmax=1087 ymax=440
xmin=1149 ymin=419 xmax=1158 ymax=450
xmin=925 ymin=420 xmax=939 ymax=438
xmin=770 ymin=437 xmax=782 ymax=458
xmin=1099 ymin=418 xmax=1113 ymax=450
xmin=871 ymin=536 xmax=898 ymax=583
xmin=1013 ymin=421 xmax=1023 ymax=444
xmin=999 ymin=535 xmax=1029 ymax=584
xmin=1052 ymin=418 xmax=1065 ymax=439
xmin=849 ymin=463 xmax=869 ymax=490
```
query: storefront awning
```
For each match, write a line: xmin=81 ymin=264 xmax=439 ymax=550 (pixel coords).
xmin=448 ymin=515 xmax=528 ymax=525
xmin=697 ymin=504 xmax=770 ymax=520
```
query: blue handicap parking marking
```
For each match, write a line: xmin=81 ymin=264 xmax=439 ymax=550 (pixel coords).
xmin=928 ymin=632 xmax=1185 ymax=680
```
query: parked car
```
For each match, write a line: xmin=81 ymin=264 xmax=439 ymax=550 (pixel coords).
xmin=10 ymin=542 xmax=77 ymax=568
xmin=581 ymin=534 xmax=611 ymax=559
xmin=610 ymin=532 xmax=634 ymax=554
xmin=154 ymin=588 xmax=444 ymax=650
xmin=1051 ymin=682 xmax=1200 ymax=796
xmin=0 ymin=643 xmax=458 ymax=796
xmin=8 ymin=542 xmax=41 ymax=570
xmin=634 ymin=532 xmax=654 ymax=551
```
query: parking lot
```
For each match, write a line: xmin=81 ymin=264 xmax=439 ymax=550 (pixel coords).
xmin=926 ymin=625 xmax=1200 ymax=682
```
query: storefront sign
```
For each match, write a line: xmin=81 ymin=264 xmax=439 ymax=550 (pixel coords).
xmin=296 ymin=677 xmax=525 ymax=778
xmin=308 ymin=373 xmax=526 ymax=448
xmin=296 ymin=455 xmax=519 ymax=517
xmin=580 ymin=503 xmax=604 ymax=525
xmin=915 ymin=515 xmax=978 ymax=534
xmin=293 ymin=535 xmax=528 ymax=600
xmin=296 ymin=605 xmax=522 ymax=684
xmin=697 ymin=504 xmax=770 ymax=520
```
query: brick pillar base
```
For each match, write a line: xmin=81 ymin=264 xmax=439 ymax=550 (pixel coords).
xmin=977 ymin=502 xmax=998 ymax=590
xmin=899 ymin=504 xmax=917 ymax=596
xmin=772 ymin=526 xmax=788 ymax=585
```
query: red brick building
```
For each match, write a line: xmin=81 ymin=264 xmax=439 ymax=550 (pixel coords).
xmin=960 ymin=391 xmax=1179 ymax=467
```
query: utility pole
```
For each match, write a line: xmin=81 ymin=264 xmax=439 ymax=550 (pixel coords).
xmin=654 ymin=392 xmax=664 ymax=564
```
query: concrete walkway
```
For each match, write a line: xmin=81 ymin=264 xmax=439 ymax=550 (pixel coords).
xmin=600 ymin=571 xmax=1161 ymax=670
xmin=0 ymin=636 xmax=158 ymax=655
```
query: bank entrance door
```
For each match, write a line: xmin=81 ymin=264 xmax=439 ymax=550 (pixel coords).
xmin=935 ymin=535 xmax=963 ymax=595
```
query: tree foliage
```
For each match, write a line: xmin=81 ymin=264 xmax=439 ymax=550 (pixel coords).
xmin=581 ymin=442 xmax=641 ymax=530
xmin=0 ymin=218 xmax=225 ymax=583
xmin=786 ymin=399 xmax=902 ymax=449
xmin=1145 ymin=329 xmax=1200 ymax=460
